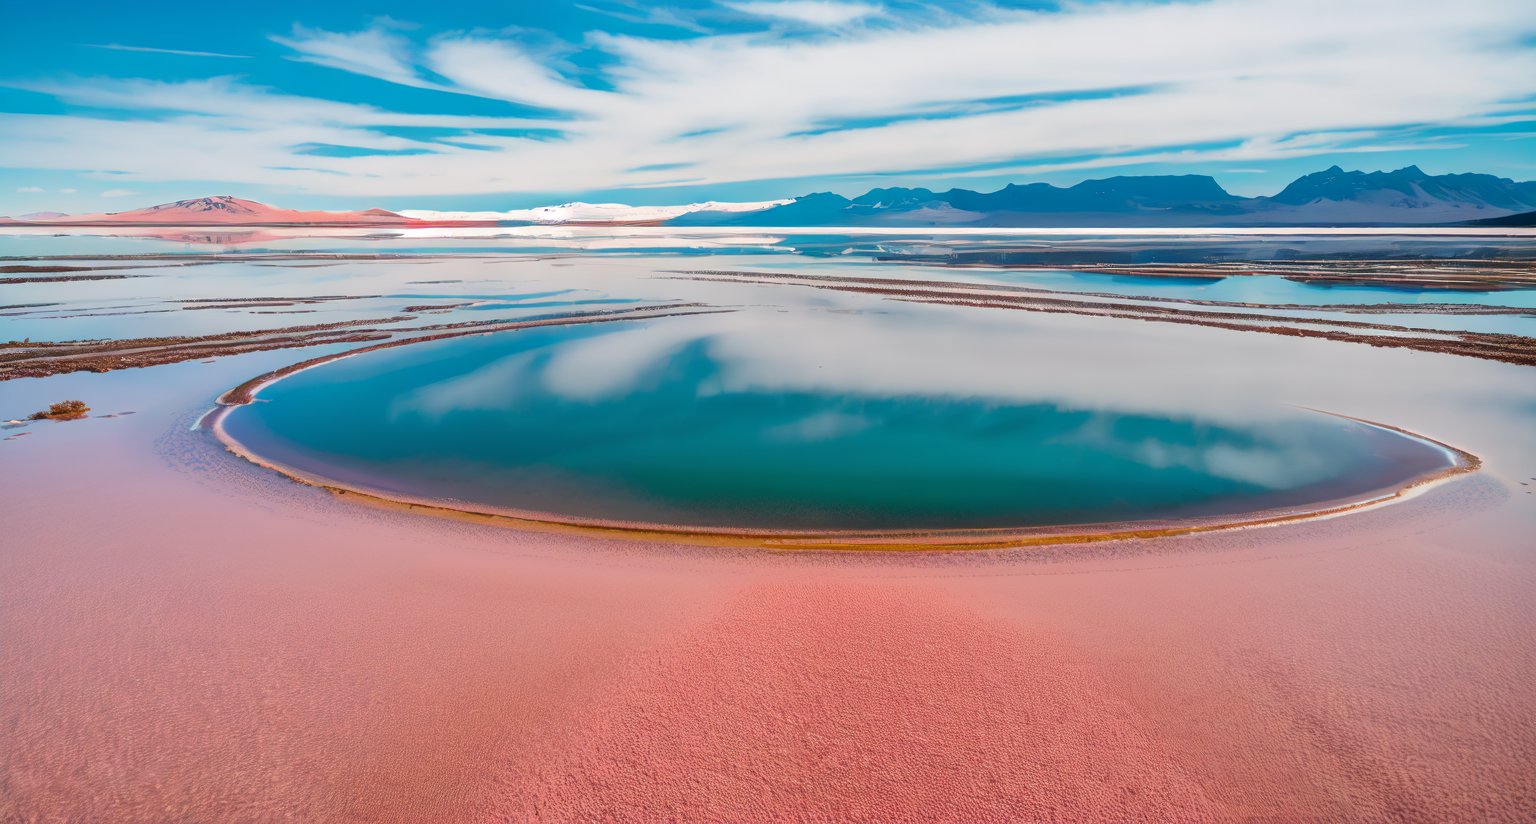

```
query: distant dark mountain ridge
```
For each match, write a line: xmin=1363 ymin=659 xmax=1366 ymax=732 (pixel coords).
xmin=673 ymin=166 xmax=1536 ymax=227
xmin=1464 ymin=208 xmax=1536 ymax=227
xmin=1270 ymin=165 xmax=1536 ymax=210
xmin=8 ymin=166 xmax=1533 ymax=230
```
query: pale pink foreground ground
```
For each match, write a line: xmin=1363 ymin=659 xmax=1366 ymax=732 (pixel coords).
xmin=4 ymin=352 xmax=1536 ymax=822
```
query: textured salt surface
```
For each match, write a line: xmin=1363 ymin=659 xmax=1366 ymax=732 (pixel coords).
xmin=4 ymin=301 xmax=1536 ymax=821
xmin=488 ymin=582 xmax=1222 ymax=820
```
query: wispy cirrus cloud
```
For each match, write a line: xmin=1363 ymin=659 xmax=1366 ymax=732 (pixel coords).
xmin=573 ymin=2 xmax=714 ymax=35
xmin=4 ymin=0 xmax=1534 ymax=199
xmin=918 ymin=133 xmax=1468 ymax=185
xmin=270 ymin=24 xmax=440 ymax=91
xmin=724 ymin=1 xmax=882 ymax=26
xmin=424 ymin=39 xmax=612 ymax=113
xmin=87 ymin=43 xmax=252 ymax=59
xmin=12 ymin=76 xmax=549 ymax=130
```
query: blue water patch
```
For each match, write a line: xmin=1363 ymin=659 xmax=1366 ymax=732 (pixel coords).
xmin=222 ymin=314 xmax=1453 ymax=531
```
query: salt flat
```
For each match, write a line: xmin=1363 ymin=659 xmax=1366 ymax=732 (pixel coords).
xmin=3 ymin=231 xmax=1535 ymax=820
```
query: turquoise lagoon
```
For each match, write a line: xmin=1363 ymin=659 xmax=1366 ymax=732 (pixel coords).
xmin=220 ymin=311 xmax=1456 ymax=532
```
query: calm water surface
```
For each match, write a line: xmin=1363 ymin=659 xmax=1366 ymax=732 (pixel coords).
xmin=4 ymin=227 xmax=1513 ymax=528
xmin=222 ymin=310 xmax=1454 ymax=530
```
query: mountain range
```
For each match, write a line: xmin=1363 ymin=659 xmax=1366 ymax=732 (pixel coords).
xmin=1 ymin=196 xmax=425 ymax=227
xmin=4 ymin=167 xmax=1535 ymax=228
xmin=673 ymin=166 xmax=1536 ymax=227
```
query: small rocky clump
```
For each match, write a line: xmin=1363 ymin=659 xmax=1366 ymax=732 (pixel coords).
xmin=29 ymin=400 xmax=90 ymax=421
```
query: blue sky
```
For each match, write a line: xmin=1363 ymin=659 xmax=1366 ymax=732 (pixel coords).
xmin=3 ymin=0 xmax=1535 ymax=214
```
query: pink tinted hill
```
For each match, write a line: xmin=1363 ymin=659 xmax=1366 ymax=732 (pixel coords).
xmin=0 ymin=196 xmax=489 ymax=227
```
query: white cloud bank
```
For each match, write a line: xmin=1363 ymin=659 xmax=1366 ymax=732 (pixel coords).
xmin=398 ymin=199 xmax=791 ymax=223
xmin=3 ymin=0 xmax=1534 ymax=198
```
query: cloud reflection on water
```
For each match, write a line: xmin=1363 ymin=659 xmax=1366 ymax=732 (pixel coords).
xmin=389 ymin=306 xmax=1406 ymax=492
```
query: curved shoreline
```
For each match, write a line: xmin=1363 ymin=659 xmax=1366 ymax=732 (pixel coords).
xmin=204 ymin=316 xmax=1482 ymax=552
